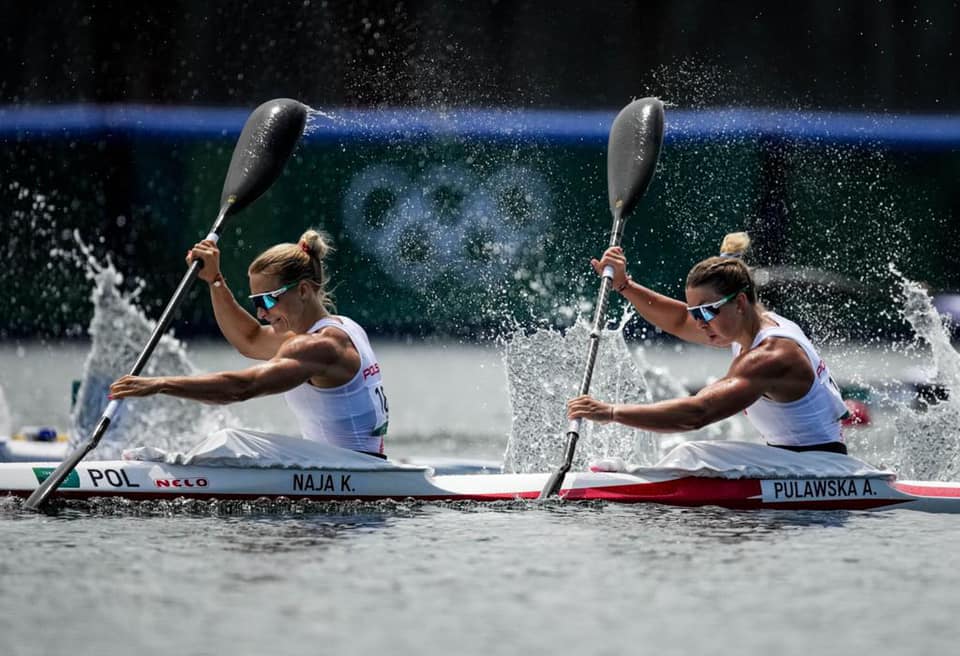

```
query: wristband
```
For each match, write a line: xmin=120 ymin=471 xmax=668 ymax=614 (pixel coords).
xmin=211 ymin=273 xmax=225 ymax=288
xmin=616 ymin=275 xmax=632 ymax=293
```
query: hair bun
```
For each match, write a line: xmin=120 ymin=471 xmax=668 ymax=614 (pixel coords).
xmin=299 ymin=228 xmax=334 ymax=260
xmin=719 ymin=232 xmax=751 ymax=258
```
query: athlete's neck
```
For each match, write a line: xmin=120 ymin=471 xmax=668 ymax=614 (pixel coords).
xmin=736 ymin=308 xmax=767 ymax=352
xmin=294 ymin=300 xmax=330 ymax=334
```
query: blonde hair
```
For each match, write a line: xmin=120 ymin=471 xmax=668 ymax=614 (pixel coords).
xmin=685 ymin=231 xmax=757 ymax=303
xmin=248 ymin=228 xmax=335 ymax=311
xmin=719 ymin=231 xmax=751 ymax=258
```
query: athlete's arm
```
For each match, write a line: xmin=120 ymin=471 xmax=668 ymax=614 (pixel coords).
xmin=567 ymin=343 xmax=795 ymax=432
xmin=188 ymin=240 xmax=291 ymax=360
xmin=594 ymin=247 xmax=711 ymax=345
xmin=109 ymin=333 xmax=346 ymax=404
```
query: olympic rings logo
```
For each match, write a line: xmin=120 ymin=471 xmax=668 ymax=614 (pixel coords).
xmin=342 ymin=164 xmax=554 ymax=287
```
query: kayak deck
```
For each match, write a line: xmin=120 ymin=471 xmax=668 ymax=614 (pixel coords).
xmin=3 ymin=460 xmax=960 ymax=513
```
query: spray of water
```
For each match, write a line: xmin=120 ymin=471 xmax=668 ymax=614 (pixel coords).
xmin=306 ymin=104 xmax=564 ymax=339
xmin=888 ymin=266 xmax=960 ymax=480
xmin=303 ymin=107 xmax=354 ymax=136
xmin=0 ymin=385 xmax=10 ymax=437
xmin=501 ymin=310 xmax=739 ymax=473
xmin=69 ymin=235 xmax=237 ymax=459
xmin=3 ymin=182 xmax=92 ymax=338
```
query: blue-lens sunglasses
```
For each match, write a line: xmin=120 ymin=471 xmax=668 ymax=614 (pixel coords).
xmin=248 ymin=281 xmax=300 ymax=312
xmin=686 ymin=287 xmax=748 ymax=323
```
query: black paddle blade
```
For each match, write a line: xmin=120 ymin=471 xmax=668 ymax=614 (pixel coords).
xmin=607 ymin=97 xmax=664 ymax=220
xmin=220 ymin=98 xmax=308 ymax=214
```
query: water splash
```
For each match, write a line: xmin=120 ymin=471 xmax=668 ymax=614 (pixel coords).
xmin=303 ymin=107 xmax=358 ymax=136
xmin=0 ymin=385 xmax=10 ymax=437
xmin=3 ymin=182 xmax=92 ymax=338
xmin=502 ymin=311 xmax=736 ymax=473
xmin=70 ymin=236 xmax=236 ymax=459
xmin=889 ymin=266 xmax=960 ymax=480
xmin=304 ymin=104 xmax=565 ymax=338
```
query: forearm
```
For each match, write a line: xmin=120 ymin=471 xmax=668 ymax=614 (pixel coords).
xmin=115 ymin=355 xmax=316 ymax=404
xmin=208 ymin=276 xmax=268 ymax=355
xmin=619 ymin=280 xmax=691 ymax=337
xmin=156 ymin=370 xmax=257 ymax=404
xmin=612 ymin=397 xmax=710 ymax=433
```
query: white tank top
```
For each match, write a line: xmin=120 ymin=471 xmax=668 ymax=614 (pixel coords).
xmin=730 ymin=312 xmax=848 ymax=447
xmin=283 ymin=316 xmax=389 ymax=454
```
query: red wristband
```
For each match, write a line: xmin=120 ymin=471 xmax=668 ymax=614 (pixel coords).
xmin=616 ymin=275 xmax=632 ymax=293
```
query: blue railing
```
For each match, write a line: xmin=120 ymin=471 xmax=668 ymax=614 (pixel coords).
xmin=2 ymin=104 xmax=960 ymax=149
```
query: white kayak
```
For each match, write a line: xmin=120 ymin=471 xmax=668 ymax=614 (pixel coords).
xmin=2 ymin=431 xmax=959 ymax=513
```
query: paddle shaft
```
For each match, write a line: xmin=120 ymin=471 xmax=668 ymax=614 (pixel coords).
xmin=539 ymin=209 xmax=626 ymax=499
xmin=23 ymin=202 xmax=233 ymax=510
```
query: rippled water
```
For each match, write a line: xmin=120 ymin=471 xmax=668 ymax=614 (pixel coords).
xmin=4 ymin=334 xmax=959 ymax=656
xmin=2 ymin=497 xmax=959 ymax=656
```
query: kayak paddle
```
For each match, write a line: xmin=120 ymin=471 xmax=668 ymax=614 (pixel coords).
xmin=24 ymin=98 xmax=308 ymax=511
xmin=539 ymin=97 xmax=664 ymax=499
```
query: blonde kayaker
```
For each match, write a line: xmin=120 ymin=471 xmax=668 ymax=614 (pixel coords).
xmin=567 ymin=232 xmax=849 ymax=454
xmin=108 ymin=229 xmax=390 ymax=457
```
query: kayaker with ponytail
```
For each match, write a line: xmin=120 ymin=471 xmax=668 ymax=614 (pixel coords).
xmin=567 ymin=232 xmax=850 ymax=454
xmin=109 ymin=229 xmax=390 ymax=457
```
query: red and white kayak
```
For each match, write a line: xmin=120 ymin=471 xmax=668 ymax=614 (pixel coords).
xmin=2 ymin=433 xmax=959 ymax=513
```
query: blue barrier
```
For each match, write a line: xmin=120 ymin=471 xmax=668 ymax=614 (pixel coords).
xmin=2 ymin=104 xmax=960 ymax=149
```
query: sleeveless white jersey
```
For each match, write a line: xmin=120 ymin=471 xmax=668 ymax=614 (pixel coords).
xmin=283 ymin=316 xmax=389 ymax=454
xmin=730 ymin=312 xmax=847 ymax=447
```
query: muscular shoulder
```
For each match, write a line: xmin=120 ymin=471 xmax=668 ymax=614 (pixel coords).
xmin=276 ymin=330 xmax=351 ymax=367
xmin=733 ymin=337 xmax=809 ymax=379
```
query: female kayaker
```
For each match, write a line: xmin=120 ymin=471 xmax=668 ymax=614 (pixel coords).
xmin=108 ymin=229 xmax=390 ymax=457
xmin=567 ymin=232 xmax=849 ymax=454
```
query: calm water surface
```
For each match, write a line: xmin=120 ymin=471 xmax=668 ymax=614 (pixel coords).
xmin=2 ymin=340 xmax=958 ymax=655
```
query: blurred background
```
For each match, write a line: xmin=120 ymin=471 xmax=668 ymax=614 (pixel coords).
xmin=2 ymin=0 xmax=959 ymax=342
